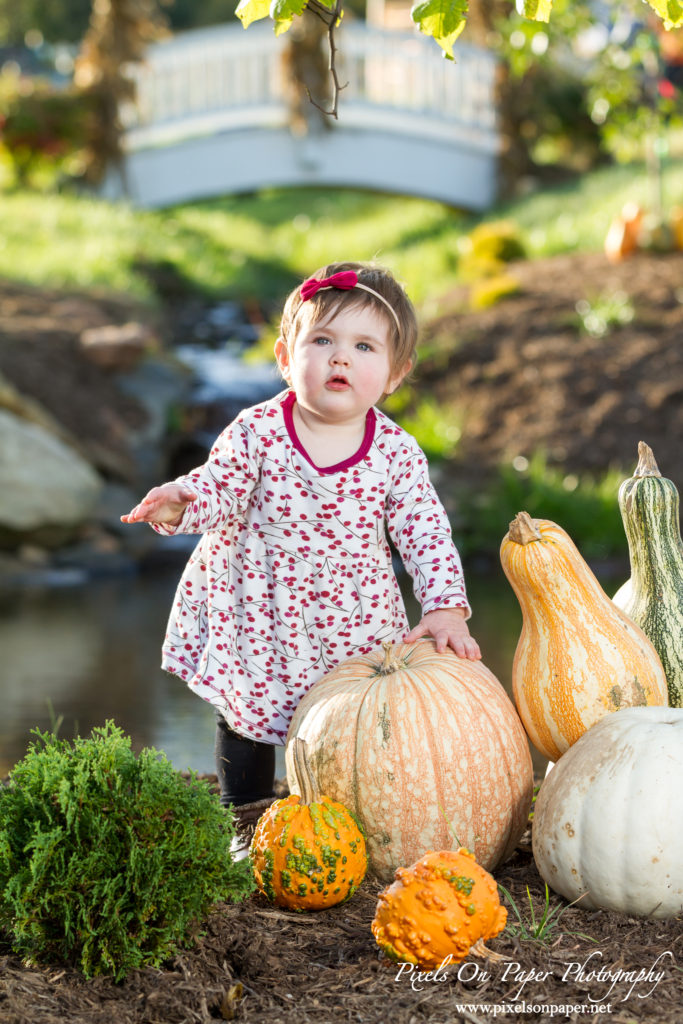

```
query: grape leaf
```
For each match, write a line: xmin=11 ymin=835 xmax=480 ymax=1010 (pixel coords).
xmin=644 ymin=0 xmax=683 ymax=28
xmin=270 ymin=0 xmax=309 ymax=34
xmin=411 ymin=0 xmax=468 ymax=60
xmin=515 ymin=0 xmax=553 ymax=22
xmin=235 ymin=0 xmax=271 ymax=28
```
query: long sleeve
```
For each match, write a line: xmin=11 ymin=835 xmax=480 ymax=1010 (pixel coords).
xmin=385 ymin=435 xmax=471 ymax=618
xmin=153 ymin=416 xmax=261 ymax=536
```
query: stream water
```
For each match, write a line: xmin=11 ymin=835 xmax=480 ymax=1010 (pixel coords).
xmin=0 ymin=563 xmax=537 ymax=779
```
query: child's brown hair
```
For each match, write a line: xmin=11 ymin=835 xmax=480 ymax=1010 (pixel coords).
xmin=279 ymin=261 xmax=418 ymax=381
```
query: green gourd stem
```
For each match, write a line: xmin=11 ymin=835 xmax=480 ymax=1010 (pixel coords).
xmin=291 ymin=738 xmax=320 ymax=806
xmin=508 ymin=511 xmax=541 ymax=546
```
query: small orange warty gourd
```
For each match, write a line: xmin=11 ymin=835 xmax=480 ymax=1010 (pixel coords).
xmin=500 ymin=511 xmax=668 ymax=762
xmin=250 ymin=738 xmax=367 ymax=911
xmin=371 ymin=848 xmax=507 ymax=968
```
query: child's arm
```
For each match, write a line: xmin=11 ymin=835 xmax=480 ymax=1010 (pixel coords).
xmin=122 ymin=414 xmax=261 ymax=534
xmin=386 ymin=434 xmax=480 ymax=659
xmin=404 ymin=607 xmax=481 ymax=660
xmin=120 ymin=483 xmax=198 ymax=526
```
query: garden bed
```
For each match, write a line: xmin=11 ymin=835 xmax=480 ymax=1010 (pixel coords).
xmin=1 ymin=784 xmax=681 ymax=1024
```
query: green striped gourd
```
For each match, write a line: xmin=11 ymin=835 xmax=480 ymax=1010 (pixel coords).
xmin=613 ymin=442 xmax=683 ymax=707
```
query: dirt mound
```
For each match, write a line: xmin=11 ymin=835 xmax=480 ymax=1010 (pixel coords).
xmin=421 ymin=249 xmax=683 ymax=486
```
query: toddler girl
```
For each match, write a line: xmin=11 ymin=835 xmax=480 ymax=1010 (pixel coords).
xmin=122 ymin=261 xmax=480 ymax=809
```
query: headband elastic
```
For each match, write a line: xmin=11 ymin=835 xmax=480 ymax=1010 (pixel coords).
xmin=299 ymin=270 xmax=401 ymax=333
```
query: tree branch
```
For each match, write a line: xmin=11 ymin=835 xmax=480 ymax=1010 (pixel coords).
xmin=305 ymin=0 xmax=347 ymax=119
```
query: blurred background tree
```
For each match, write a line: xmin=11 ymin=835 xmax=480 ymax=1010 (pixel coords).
xmin=466 ymin=0 xmax=683 ymax=190
xmin=0 ymin=0 xmax=237 ymax=45
xmin=74 ymin=0 xmax=168 ymax=183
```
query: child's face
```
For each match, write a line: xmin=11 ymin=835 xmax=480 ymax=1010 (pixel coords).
xmin=275 ymin=303 xmax=408 ymax=423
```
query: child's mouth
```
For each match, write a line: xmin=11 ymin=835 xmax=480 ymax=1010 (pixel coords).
xmin=326 ymin=376 xmax=350 ymax=390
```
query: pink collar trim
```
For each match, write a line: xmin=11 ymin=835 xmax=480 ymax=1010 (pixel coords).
xmin=281 ymin=391 xmax=376 ymax=475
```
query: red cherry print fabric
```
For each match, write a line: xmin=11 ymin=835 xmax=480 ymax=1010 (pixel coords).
xmin=153 ymin=390 xmax=470 ymax=744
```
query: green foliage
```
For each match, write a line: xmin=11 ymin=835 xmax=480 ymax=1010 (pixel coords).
xmin=466 ymin=221 xmax=527 ymax=265
xmin=496 ymin=0 xmax=683 ymax=171
xmin=0 ymin=0 xmax=92 ymax=45
xmin=459 ymin=452 xmax=626 ymax=559
xmin=458 ymin=219 xmax=526 ymax=284
xmin=574 ymin=290 xmax=635 ymax=338
xmin=0 ymin=721 xmax=253 ymax=980
xmin=469 ymin=273 xmax=521 ymax=310
xmin=410 ymin=0 xmax=468 ymax=60
xmin=515 ymin=0 xmax=552 ymax=22
xmin=648 ymin=0 xmax=683 ymax=29
xmin=233 ymin=0 xmax=681 ymax=55
xmin=0 ymin=0 xmax=238 ymax=43
xmin=498 ymin=882 xmax=595 ymax=945
xmin=383 ymin=390 xmax=462 ymax=460
xmin=0 ymin=71 xmax=93 ymax=186
xmin=1 ymin=160 xmax=683 ymax=305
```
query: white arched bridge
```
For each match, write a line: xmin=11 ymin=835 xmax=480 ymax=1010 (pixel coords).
xmin=105 ymin=22 xmax=500 ymax=210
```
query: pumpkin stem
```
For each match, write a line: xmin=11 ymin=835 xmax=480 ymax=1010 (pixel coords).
xmin=290 ymin=737 xmax=320 ymax=806
xmin=377 ymin=642 xmax=406 ymax=676
xmin=508 ymin=511 xmax=541 ymax=546
xmin=634 ymin=441 xmax=662 ymax=478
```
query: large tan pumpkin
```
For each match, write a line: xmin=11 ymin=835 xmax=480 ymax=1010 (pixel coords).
xmin=500 ymin=512 xmax=668 ymax=762
xmin=285 ymin=639 xmax=533 ymax=882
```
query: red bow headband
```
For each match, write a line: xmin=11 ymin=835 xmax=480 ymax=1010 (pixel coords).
xmin=299 ymin=271 xmax=401 ymax=332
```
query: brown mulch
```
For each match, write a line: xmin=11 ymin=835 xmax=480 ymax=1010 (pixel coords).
xmin=1 ymin=780 xmax=681 ymax=1024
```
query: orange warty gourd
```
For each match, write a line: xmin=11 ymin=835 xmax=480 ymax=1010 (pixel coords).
xmin=250 ymin=738 xmax=367 ymax=911
xmin=500 ymin=511 xmax=668 ymax=762
xmin=285 ymin=639 xmax=533 ymax=881
xmin=371 ymin=848 xmax=507 ymax=968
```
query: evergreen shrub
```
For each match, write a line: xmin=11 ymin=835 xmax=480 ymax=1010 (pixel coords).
xmin=0 ymin=721 xmax=253 ymax=980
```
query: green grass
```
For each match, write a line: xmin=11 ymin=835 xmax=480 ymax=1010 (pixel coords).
xmin=498 ymin=882 xmax=596 ymax=946
xmin=459 ymin=452 xmax=626 ymax=559
xmin=1 ymin=154 xmax=682 ymax=310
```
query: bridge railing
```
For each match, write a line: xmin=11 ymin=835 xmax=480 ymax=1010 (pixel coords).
xmin=123 ymin=21 xmax=498 ymax=150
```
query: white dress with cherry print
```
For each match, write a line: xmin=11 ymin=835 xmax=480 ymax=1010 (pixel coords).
xmin=155 ymin=389 xmax=470 ymax=744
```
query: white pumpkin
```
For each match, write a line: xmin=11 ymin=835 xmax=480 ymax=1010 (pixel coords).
xmin=532 ymin=706 xmax=683 ymax=918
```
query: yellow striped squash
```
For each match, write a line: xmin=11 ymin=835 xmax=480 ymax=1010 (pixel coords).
xmin=285 ymin=639 xmax=533 ymax=882
xmin=500 ymin=511 xmax=668 ymax=762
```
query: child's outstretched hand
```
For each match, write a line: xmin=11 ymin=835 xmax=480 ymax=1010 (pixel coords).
xmin=120 ymin=483 xmax=197 ymax=526
xmin=404 ymin=608 xmax=481 ymax=660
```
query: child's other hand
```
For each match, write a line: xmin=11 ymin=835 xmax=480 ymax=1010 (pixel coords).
xmin=404 ymin=608 xmax=481 ymax=660
xmin=120 ymin=483 xmax=197 ymax=526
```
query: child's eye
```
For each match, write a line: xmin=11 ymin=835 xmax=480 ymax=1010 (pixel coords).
xmin=312 ymin=336 xmax=331 ymax=345
xmin=356 ymin=342 xmax=372 ymax=352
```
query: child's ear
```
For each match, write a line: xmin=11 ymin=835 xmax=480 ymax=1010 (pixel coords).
xmin=274 ymin=337 xmax=291 ymax=381
xmin=386 ymin=358 xmax=413 ymax=395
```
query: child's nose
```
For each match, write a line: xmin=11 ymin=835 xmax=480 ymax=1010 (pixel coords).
xmin=331 ymin=346 xmax=351 ymax=364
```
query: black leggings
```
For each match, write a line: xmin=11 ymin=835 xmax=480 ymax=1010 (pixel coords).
xmin=214 ymin=713 xmax=276 ymax=808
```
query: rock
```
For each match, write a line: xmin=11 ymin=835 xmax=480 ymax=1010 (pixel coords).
xmin=0 ymin=409 xmax=102 ymax=540
xmin=0 ymin=369 xmax=84 ymax=454
xmin=79 ymin=321 xmax=158 ymax=371
xmin=115 ymin=354 xmax=193 ymax=482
